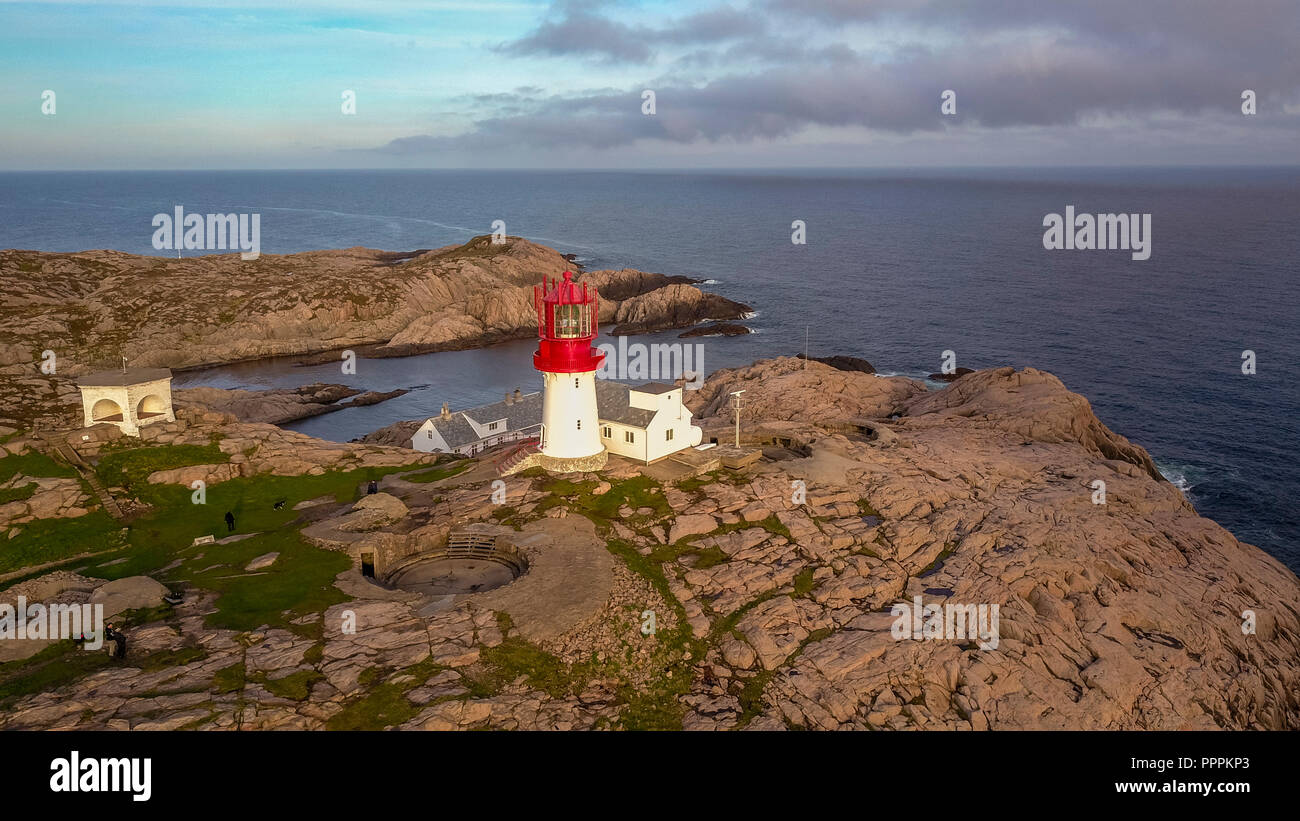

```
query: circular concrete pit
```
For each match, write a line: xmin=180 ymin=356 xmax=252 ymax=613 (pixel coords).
xmin=385 ymin=527 xmax=528 ymax=596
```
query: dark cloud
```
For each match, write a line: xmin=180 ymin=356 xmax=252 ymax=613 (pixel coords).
xmin=378 ymin=0 xmax=1299 ymax=157
xmin=501 ymin=3 xmax=765 ymax=64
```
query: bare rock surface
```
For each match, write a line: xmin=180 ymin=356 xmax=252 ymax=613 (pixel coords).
xmin=2 ymin=356 xmax=1296 ymax=732
xmin=0 ymin=236 xmax=748 ymax=423
xmin=687 ymin=355 xmax=926 ymax=424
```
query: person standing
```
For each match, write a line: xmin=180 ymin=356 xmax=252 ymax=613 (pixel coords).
xmin=224 ymin=510 xmax=235 ymax=532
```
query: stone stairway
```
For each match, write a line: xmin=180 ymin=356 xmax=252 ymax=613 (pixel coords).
xmin=495 ymin=439 xmax=540 ymax=476
xmin=50 ymin=441 xmax=125 ymax=520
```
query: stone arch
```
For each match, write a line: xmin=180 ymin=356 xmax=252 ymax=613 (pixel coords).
xmin=91 ymin=397 xmax=123 ymax=422
xmin=136 ymin=393 xmax=168 ymax=419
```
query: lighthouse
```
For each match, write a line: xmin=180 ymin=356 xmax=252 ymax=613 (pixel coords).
xmin=533 ymin=271 xmax=608 ymax=471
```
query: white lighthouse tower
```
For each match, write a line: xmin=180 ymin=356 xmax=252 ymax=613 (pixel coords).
xmin=532 ymin=271 xmax=608 ymax=472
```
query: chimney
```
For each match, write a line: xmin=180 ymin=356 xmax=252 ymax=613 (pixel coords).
xmin=513 ymin=388 xmax=522 ymax=402
xmin=505 ymin=392 xmax=513 ymax=405
xmin=440 ymin=402 xmax=451 ymax=420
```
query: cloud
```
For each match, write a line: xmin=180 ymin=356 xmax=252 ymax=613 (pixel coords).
xmin=373 ymin=22 xmax=1300 ymax=157
xmin=501 ymin=2 xmax=766 ymax=63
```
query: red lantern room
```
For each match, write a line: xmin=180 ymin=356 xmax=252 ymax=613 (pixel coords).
xmin=533 ymin=271 xmax=605 ymax=373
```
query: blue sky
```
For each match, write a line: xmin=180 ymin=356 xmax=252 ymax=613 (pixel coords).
xmin=3 ymin=0 xmax=1298 ymax=169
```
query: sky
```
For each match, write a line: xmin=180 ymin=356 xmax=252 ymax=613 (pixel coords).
xmin=1 ymin=0 xmax=1298 ymax=170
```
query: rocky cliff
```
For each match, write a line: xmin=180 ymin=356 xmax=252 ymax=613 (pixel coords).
xmin=0 ymin=237 xmax=750 ymax=424
xmin=681 ymin=359 xmax=1300 ymax=729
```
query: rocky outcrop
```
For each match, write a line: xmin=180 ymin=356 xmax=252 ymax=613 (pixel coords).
xmin=0 ymin=474 xmax=92 ymax=529
xmin=175 ymin=383 xmax=358 ymax=425
xmin=0 ymin=236 xmax=749 ymax=422
xmin=609 ymin=283 xmax=750 ymax=335
xmin=928 ymin=367 xmax=975 ymax=382
xmin=797 ymin=354 xmax=874 ymax=373
xmin=669 ymin=359 xmax=1300 ymax=729
xmin=686 ymin=356 xmax=926 ymax=424
xmin=355 ymin=419 xmax=423 ymax=447
xmin=904 ymin=366 xmax=1163 ymax=481
xmin=679 ymin=322 xmax=751 ymax=338
xmin=174 ymin=383 xmax=408 ymax=426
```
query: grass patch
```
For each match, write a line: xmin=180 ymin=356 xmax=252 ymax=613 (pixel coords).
xmin=690 ymin=545 xmax=729 ymax=569
xmin=856 ymin=498 xmax=882 ymax=517
xmin=259 ymin=669 xmax=324 ymax=701
xmin=0 ymin=482 xmax=37 ymax=505
xmin=0 ymin=640 xmax=114 ymax=708
xmin=476 ymin=636 xmax=585 ymax=699
xmin=95 ymin=440 xmax=228 ymax=499
xmin=326 ymin=682 xmax=419 ymax=730
xmin=0 ymin=450 xmax=78 ymax=482
xmin=212 ymin=662 xmax=246 ymax=694
xmin=325 ymin=658 xmax=442 ymax=730
xmin=0 ymin=511 xmax=126 ymax=577
xmin=402 ymin=460 xmax=471 ymax=483
xmin=161 ymin=529 xmax=351 ymax=633
xmin=138 ymin=645 xmax=207 ymax=672
xmin=792 ymin=567 xmax=816 ymax=597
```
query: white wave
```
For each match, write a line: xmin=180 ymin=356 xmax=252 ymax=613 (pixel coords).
xmin=1156 ymin=462 xmax=1206 ymax=495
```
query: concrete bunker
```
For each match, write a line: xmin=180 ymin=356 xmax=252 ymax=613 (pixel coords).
xmin=383 ymin=525 xmax=528 ymax=596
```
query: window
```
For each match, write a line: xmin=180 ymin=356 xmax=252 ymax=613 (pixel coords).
xmin=624 ymin=431 xmax=635 ymax=443
xmin=553 ymin=303 xmax=592 ymax=338
xmin=488 ymin=421 xmax=499 ymax=431
xmin=602 ymin=426 xmax=612 ymax=438
xmin=666 ymin=429 xmax=674 ymax=441
xmin=427 ymin=430 xmax=432 ymax=439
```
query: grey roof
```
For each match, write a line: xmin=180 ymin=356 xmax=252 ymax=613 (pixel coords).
xmin=631 ymin=382 xmax=678 ymax=395
xmin=595 ymin=381 xmax=657 ymax=427
xmin=423 ymin=381 xmax=662 ymax=449
xmin=76 ymin=367 xmax=173 ymax=387
xmin=427 ymin=391 xmax=543 ymax=450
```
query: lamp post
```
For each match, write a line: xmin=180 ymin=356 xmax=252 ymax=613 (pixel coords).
xmin=729 ymin=389 xmax=745 ymax=448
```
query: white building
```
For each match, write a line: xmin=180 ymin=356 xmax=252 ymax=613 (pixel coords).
xmin=76 ymin=367 xmax=175 ymax=437
xmin=411 ymin=389 xmax=542 ymax=457
xmin=411 ymin=381 xmax=703 ymax=463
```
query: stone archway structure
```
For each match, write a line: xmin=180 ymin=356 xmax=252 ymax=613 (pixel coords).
xmin=76 ymin=367 xmax=175 ymax=436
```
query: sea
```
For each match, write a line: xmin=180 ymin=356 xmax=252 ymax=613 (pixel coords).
xmin=1 ymin=168 xmax=1296 ymax=571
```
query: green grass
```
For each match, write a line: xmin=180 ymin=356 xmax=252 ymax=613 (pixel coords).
xmin=0 ymin=640 xmax=114 ymax=708
xmin=402 ymin=460 xmax=471 ymax=483
xmin=94 ymin=440 xmax=228 ymax=500
xmin=0 ymin=482 xmax=37 ymax=505
xmin=212 ymin=662 xmax=246 ymax=694
xmin=708 ymin=513 xmax=792 ymax=542
xmin=159 ymin=528 xmax=351 ymax=633
xmin=0 ymin=450 xmax=78 ymax=483
xmin=856 ymin=498 xmax=882 ymax=518
xmin=259 ymin=669 xmax=324 ymax=701
xmin=325 ymin=659 xmax=443 ymax=730
xmin=792 ymin=567 xmax=816 ymax=597
xmin=476 ymin=636 xmax=586 ymax=699
xmin=690 ymin=545 xmax=729 ymax=569
xmin=0 ymin=511 xmax=126 ymax=576
xmin=533 ymin=475 xmax=671 ymax=523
